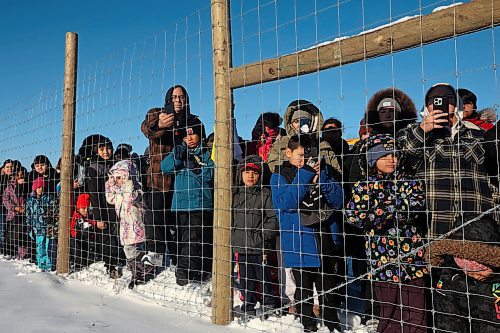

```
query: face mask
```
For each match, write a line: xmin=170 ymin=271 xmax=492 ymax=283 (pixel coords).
xmin=323 ymin=128 xmax=341 ymax=145
xmin=299 ymin=118 xmax=311 ymax=133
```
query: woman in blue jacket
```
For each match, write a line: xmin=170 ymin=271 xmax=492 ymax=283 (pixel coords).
xmin=160 ymin=117 xmax=214 ymax=286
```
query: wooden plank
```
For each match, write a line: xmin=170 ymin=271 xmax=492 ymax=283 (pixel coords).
xmin=230 ymin=0 xmax=500 ymax=89
xmin=210 ymin=0 xmax=233 ymax=326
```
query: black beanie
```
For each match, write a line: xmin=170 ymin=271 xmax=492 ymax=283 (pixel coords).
xmin=458 ymin=88 xmax=477 ymax=109
xmin=180 ymin=117 xmax=206 ymax=140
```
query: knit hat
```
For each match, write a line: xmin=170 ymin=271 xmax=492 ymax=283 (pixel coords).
xmin=376 ymin=98 xmax=402 ymax=113
xmin=32 ymin=177 xmax=45 ymax=191
xmin=360 ymin=134 xmax=397 ymax=170
xmin=240 ymin=162 xmax=261 ymax=174
xmin=76 ymin=194 xmax=91 ymax=210
xmin=180 ymin=117 xmax=206 ymax=140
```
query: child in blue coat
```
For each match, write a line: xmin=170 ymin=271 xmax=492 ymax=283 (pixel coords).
xmin=271 ymin=134 xmax=344 ymax=333
xmin=160 ymin=117 xmax=214 ymax=286
xmin=26 ymin=177 xmax=58 ymax=271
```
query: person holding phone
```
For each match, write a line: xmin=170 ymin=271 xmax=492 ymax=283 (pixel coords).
xmin=397 ymin=83 xmax=495 ymax=238
xmin=141 ymin=84 xmax=201 ymax=268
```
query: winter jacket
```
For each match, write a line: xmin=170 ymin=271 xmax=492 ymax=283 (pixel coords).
xmin=70 ymin=211 xmax=97 ymax=239
xmin=271 ymin=161 xmax=344 ymax=268
xmin=266 ymin=100 xmax=342 ymax=176
xmin=463 ymin=109 xmax=495 ymax=131
xmin=245 ymin=112 xmax=286 ymax=161
xmin=2 ymin=179 xmax=26 ymax=222
xmin=141 ymin=85 xmax=200 ymax=192
xmin=397 ymin=118 xmax=496 ymax=237
xmin=84 ymin=156 xmax=117 ymax=224
xmin=345 ymin=135 xmax=428 ymax=282
xmin=484 ymin=122 xmax=500 ymax=187
xmin=105 ymin=160 xmax=147 ymax=246
xmin=160 ymin=143 xmax=214 ymax=212
xmin=232 ymin=155 xmax=279 ymax=255
xmin=26 ymin=193 xmax=57 ymax=237
xmin=427 ymin=215 xmax=500 ymax=333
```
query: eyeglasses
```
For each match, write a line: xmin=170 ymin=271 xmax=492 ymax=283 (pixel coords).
xmin=171 ymin=95 xmax=186 ymax=102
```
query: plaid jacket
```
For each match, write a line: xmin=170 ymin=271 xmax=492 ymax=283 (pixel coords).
xmin=397 ymin=122 xmax=496 ymax=238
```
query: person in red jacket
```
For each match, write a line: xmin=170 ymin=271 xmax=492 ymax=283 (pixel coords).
xmin=70 ymin=193 xmax=98 ymax=271
xmin=458 ymin=88 xmax=495 ymax=131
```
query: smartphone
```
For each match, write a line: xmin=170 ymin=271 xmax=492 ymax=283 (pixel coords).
xmin=307 ymin=157 xmax=317 ymax=168
xmin=433 ymin=97 xmax=449 ymax=115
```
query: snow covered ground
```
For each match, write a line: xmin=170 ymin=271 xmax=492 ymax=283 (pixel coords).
xmin=0 ymin=257 xmax=372 ymax=332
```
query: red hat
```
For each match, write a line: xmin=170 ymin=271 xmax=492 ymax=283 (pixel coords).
xmin=358 ymin=118 xmax=372 ymax=138
xmin=240 ymin=162 xmax=261 ymax=173
xmin=76 ymin=194 xmax=91 ymax=210
xmin=31 ymin=177 xmax=45 ymax=192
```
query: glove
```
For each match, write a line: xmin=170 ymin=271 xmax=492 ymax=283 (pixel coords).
xmin=173 ymin=145 xmax=187 ymax=161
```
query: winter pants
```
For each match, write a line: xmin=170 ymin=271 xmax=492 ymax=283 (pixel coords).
xmin=433 ymin=271 xmax=500 ymax=333
xmin=4 ymin=216 xmax=27 ymax=258
xmin=144 ymin=191 xmax=172 ymax=258
xmin=123 ymin=243 xmax=154 ymax=284
xmin=35 ymin=235 xmax=52 ymax=271
xmin=373 ymin=278 xmax=427 ymax=333
xmin=292 ymin=267 xmax=342 ymax=332
xmin=70 ymin=237 xmax=96 ymax=270
xmin=236 ymin=253 xmax=279 ymax=312
xmin=95 ymin=228 xmax=122 ymax=273
xmin=176 ymin=211 xmax=213 ymax=283
xmin=0 ymin=212 xmax=4 ymax=254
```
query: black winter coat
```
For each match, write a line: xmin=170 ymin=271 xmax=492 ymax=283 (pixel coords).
xmin=232 ymin=155 xmax=278 ymax=255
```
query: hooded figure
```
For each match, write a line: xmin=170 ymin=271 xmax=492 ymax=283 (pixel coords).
xmin=266 ymin=99 xmax=342 ymax=176
xmin=427 ymin=215 xmax=500 ymax=333
xmin=105 ymin=160 xmax=155 ymax=288
xmin=397 ymin=83 xmax=495 ymax=238
xmin=141 ymin=84 xmax=199 ymax=192
xmin=364 ymin=87 xmax=418 ymax=135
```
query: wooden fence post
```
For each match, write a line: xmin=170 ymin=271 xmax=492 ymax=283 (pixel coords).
xmin=57 ymin=32 xmax=78 ymax=274
xmin=210 ymin=0 xmax=233 ymax=325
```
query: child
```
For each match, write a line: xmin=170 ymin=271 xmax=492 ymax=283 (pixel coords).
xmin=25 ymin=177 xmax=57 ymax=271
xmin=70 ymin=193 xmax=97 ymax=271
xmin=105 ymin=160 xmax=156 ymax=289
xmin=427 ymin=215 xmax=500 ymax=333
xmin=27 ymin=155 xmax=59 ymax=197
xmin=345 ymin=134 xmax=427 ymax=333
xmin=85 ymin=135 xmax=122 ymax=277
xmin=2 ymin=167 xmax=28 ymax=259
xmin=271 ymin=134 xmax=344 ymax=333
xmin=160 ymin=117 xmax=214 ymax=286
xmin=232 ymin=155 xmax=279 ymax=320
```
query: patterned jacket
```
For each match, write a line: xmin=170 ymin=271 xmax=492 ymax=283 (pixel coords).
xmin=2 ymin=180 xmax=25 ymax=222
xmin=397 ymin=121 xmax=496 ymax=238
xmin=26 ymin=193 xmax=57 ymax=237
xmin=346 ymin=173 xmax=428 ymax=282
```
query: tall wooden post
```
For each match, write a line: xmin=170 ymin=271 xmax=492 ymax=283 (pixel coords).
xmin=211 ymin=0 xmax=233 ymax=325
xmin=57 ymin=32 xmax=78 ymax=274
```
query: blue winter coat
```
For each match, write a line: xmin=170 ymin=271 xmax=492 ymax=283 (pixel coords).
xmin=26 ymin=193 xmax=56 ymax=237
xmin=271 ymin=163 xmax=343 ymax=268
xmin=160 ymin=144 xmax=214 ymax=211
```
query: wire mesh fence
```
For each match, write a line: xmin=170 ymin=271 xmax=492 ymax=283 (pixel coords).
xmin=0 ymin=1 xmax=499 ymax=332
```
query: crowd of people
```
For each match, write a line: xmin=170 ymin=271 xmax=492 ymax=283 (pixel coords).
xmin=0 ymin=83 xmax=499 ymax=333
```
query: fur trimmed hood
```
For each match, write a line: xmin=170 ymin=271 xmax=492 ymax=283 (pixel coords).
xmin=365 ymin=87 xmax=418 ymax=133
